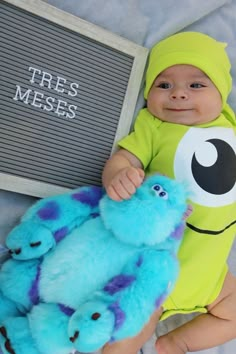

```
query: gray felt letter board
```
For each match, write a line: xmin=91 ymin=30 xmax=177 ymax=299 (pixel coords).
xmin=0 ymin=0 xmax=148 ymax=197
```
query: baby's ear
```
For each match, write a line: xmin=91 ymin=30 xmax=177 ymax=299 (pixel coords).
xmin=182 ymin=204 xmax=193 ymax=220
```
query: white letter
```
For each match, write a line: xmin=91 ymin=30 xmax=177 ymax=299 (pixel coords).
xmin=32 ymin=91 xmax=44 ymax=108
xmin=55 ymin=99 xmax=67 ymax=117
xmin=68 ymin=82 xmax=79 ymax=97
xmin=13 ymin=85 xmax=31 ymax=104
xmin=44 ymin=96 xmax=55 ymax=112
xmin=39 ymin=71 xmax=53 ymax=89
xmin=29 ymin=67 xmax=41 ymax=84
xmin=55 ymin=76 xmax=66 ymax=93
xmin=66 ymin=104 xmax=77 ymax=119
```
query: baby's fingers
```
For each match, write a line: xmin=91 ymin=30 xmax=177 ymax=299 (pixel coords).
xmin=126 ymin=167 xmax=144 ymax=187
xmin=108 ymin=181 xmax=133 ymax=201
xmin=119 ymin=173 xmax=137 ymax=195
xmin=106 ymin=185 xmax=124 ymax=201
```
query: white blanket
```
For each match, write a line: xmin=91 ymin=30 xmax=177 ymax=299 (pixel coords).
xmin=0 ymin=0 xmax=236 ymax=353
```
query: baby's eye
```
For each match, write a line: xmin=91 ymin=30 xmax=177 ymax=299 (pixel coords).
xmin=157 ymin=82 xmax=171 ymax=89
xmin=190 ymin=83 xmax=206 ymax=88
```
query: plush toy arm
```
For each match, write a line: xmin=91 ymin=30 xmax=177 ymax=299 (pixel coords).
xmin=22 ymin=185 xmax=104 ymax=225
xmin=6 ymin=186 xmax=104 ymax=260
xmin=68 ymin=249 xmax=179 ymax=352
xmin=20 ymin=185 xmax=104 ymax=237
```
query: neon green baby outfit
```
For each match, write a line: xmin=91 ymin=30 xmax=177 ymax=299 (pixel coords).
xmin=119 ymin=109 xmax=236 ymax=319
xmin=118 ymin=32 xmax=236 ymax=319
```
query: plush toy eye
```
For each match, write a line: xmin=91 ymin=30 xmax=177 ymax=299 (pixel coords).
xmin=152 ymin=184 xmax=168 ymax=200
xmin=152 ymin=184 xmax=161 ymax=191
xmin=159 ymin=191 xmax=167 ymax=198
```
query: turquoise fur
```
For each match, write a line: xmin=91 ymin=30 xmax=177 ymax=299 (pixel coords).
xmin=0 ymin=175 xmax=188 ymax=353
xmin=6 ymin=186 xmax=104 ymax=260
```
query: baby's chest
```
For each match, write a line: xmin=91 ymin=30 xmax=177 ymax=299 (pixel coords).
xmin=148 ymin=125 xmax=235 ymax=188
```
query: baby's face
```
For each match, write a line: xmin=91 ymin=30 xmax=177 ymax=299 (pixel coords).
xmin=147 ymin=65 xmax=222 ymax=125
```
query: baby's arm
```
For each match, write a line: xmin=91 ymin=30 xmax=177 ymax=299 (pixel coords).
xmin=102 ymin=149 xmax=144 ymax=201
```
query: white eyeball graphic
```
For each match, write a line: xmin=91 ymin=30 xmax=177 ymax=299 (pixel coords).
xmin=174 ymin=127 xmax=236 ymax=207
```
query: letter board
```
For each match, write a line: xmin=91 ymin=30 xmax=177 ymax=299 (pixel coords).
xmin=0 ymin=0 xmax=148 ymax=197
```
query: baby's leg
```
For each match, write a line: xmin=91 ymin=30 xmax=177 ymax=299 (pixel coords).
xmin=156 ymin=271 xmax=236 ymax=354
xmin=102 ymin=308 xmax=162 ymax=354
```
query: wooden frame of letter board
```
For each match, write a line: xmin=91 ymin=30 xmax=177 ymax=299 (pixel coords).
xmin=0 ymin=0 xmax=148 ymax=198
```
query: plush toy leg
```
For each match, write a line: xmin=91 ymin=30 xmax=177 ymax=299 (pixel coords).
xmin=0 ymin=316 xmax=39 ymax=354
xmin=104 ymin=249 xmax=178 ymax=341
xmin=69 ymin=249 xmax=179 ymax=351
xmin=0 ymin=290 xmax=21 ymax=323
xmin=68 ymin=300 xmax=115 ymax=353
xmin=0 ymin=303 xmax=74 ymax=354
xmin=29 ymin=303 xmax=74 ymax=354
xmin=0 ymin=258 xmax=41 ymax=313
xmin=104 ymin=250 xmax=178 ymax=341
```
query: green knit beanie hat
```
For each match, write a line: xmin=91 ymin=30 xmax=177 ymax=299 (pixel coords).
xmin=144 ymin=32 xmax=232 ymax=110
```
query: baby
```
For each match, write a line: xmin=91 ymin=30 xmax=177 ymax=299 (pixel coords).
xmin=102 ymin=32 xmax=236 ymax=354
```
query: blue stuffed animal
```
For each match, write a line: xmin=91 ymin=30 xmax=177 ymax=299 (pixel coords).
xmin=0 ymin=175 xmax=188 ymax=354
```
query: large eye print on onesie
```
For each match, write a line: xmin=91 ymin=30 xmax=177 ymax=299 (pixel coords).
xmin=174 ymin=127 xmax=236 ymax=233
xmin=174 ymin=127 xmax=236 ymax=207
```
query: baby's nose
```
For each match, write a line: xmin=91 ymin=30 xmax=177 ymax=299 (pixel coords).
xmin=170 ymin=88 xmax=188 ymax=100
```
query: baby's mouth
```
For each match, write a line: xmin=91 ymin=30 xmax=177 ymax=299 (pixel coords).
xmin=186 ymin=219 xmax=236 ymax=235
xmin=166 ymin=108 xmax=192 ymax=112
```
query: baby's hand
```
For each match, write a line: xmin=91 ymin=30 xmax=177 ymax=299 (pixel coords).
xmin=106 ymin=167 xmax=145 ymax=201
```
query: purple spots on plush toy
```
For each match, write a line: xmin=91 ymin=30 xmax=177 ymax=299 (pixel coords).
xmin=108 ymin=302 xmax=126 ymax=331
xmin=104 ymin=274 xmax=136 ymax=295
xmin=53 ymin=226 xmax=69 ymax=243
xmin=136 ymin=255 xmax=143 ymax=267
xmin=71 ymin=186 xmax=103 ymax=207
xmin=170 ymin=223 xmax=185 ymax=240
xmin=58 ymin=303 xmax=75 ymax=316
xmin=154 ymin=293 xmax=167 ymax=309
xmin=37 ymin=201 xmax=60 ymax=220
xmin=28 ymin=265 xmax=41 ymax=305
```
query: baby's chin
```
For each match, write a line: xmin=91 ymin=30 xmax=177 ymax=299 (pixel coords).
xmin=157 ymin=113 xmax=215 ymax=126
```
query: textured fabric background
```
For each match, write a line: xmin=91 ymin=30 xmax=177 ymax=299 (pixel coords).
xmin=1 ymin=0 xmax=236 ymax=352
